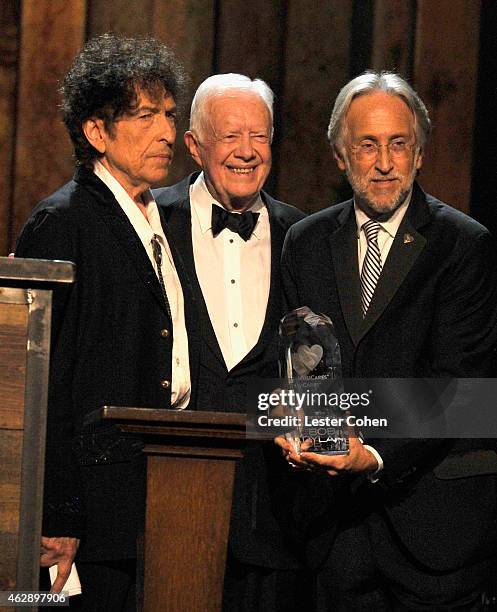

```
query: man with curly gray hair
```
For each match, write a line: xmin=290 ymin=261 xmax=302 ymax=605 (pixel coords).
xmin=15 ymin=34 xmax=194 ymax=610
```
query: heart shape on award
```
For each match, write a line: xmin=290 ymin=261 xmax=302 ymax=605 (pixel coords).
xmin=293 ymin=344 xmax=324 ymax=377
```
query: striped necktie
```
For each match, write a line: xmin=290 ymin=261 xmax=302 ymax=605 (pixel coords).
xmin=360 ymin=219 xmax=382 ymax=316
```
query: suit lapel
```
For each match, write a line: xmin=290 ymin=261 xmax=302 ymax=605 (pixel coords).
xmin=74 ymin=166 xmax=170 ymax=318
xmin=329 ymin=202 xmax=364 ymax=345
xmin=360 ymin=219 xmax=426 ymax=337
xmin=157 ymin=204 xmax=198 ymax=312
xmin=153 ymin=172 xmax=197 ymax=205
xmin=359 ymin=183 xmax=430 ymax=341
xmin=161 ymin=195 xmax=226 ymax=368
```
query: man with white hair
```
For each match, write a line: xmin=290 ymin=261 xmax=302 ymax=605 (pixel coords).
xmin=279 ymin=71 xmax=497 ymax=610
xmin=155 ymin=74 xmax=305 ymax=610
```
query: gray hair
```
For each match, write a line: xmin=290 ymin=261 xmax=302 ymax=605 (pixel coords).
xmin=328 ymin=71 xmax=431 ymax=150
xmin=190 ymin=73 xmax=274 ymax=137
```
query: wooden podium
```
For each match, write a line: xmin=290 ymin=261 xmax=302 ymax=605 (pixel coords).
xmin=0 ymin=257 xmax=75 ymax=607
xmin=99 ymin=406 xmax=246 ymax=612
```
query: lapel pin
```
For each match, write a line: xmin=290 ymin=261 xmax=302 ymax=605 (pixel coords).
xmin=403 ymin=233 xmax=414 ymax=244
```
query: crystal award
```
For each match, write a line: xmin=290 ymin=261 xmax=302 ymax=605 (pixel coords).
xmin=278 ymin=306 xmax=349 ymax=455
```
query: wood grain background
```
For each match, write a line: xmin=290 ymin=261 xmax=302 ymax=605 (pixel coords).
xmin=1 ymin=0 xmax=495 ymax=255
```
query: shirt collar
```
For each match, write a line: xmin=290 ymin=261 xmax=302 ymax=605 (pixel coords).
xmin=94 ymin=160 xmax=154 ymax=207
xmin=354 ymin=188 xmax=413 ymax=239
xmin=93 ymin=160 xmax=160 ymax=243
xmin=190 ymin=171 xmax=266 ymax=239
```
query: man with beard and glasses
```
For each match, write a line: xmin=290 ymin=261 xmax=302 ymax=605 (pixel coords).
xmin=278 ymin=72 xmax=497 ymax=610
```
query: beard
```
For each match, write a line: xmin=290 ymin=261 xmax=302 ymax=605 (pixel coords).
xmin=344 ymin=161 xmax=418 ymax=219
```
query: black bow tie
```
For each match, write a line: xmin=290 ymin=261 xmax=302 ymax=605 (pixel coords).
xmin=211 ymin=204 xmax=259 ymax=241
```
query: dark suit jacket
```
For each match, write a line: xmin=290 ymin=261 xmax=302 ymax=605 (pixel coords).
xmin=15 ymin=166 xmax=199 ymax=562
xmin=155 ymin=173 xmax=305 ymax=410
xmin=155 ymin=174 xmax=306 ymax=569
xmin=281 ymin=183 xmax=497 ymax=573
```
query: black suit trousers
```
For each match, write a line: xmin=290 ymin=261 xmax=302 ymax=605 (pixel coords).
xmin=314 ymin=512 xmax=497 ymax=611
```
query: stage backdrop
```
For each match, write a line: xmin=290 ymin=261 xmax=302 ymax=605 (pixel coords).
xmin=0 ymin=0 xmax=495 ymax=255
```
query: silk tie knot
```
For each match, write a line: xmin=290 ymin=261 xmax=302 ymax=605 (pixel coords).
xmin=211 ymin=204 xmax=259 ymax=241
xmin=362 ymin=219 xmax=381 ymax=244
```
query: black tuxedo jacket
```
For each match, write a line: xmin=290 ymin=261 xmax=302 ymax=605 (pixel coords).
xmin=281 ymin=183 xmax=497 ymax=573
xmin=15 ymin=166 xmax=200 ymax=561
xmin=155 ymin=173 xmax=305 ymax=410
xmin=154 ymin=174 xmax=306 ymax=569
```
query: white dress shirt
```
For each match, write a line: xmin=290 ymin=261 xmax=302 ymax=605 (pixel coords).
xmin=354 ymin=189 xmax=413 ymax=479
xmin=355 ymin=189 xmax=412 ymax=273
xmin=190 ymin=172 xmax=271 ymax=371
xmin=94 ymin=161 xmax=190 ymax=408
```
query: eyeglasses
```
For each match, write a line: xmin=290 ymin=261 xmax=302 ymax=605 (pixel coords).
xmin=350 ymin=139 xmax=416 ymax=161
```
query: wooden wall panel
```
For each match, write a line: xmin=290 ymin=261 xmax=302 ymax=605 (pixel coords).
xmin=0 ymin=3 xmax=491 ymax=250
xmin=349 ymin=0 xmax=374 ymax=77
xmin=276 ymin=1 xmax=353 ymax=212
xmin=471 ymin=1 xmax=497 ymax=239
xmin=215 ymin=0 xmax=285 ymax=194
xmin=87 ymin=0 xmax=154 ymax=36
xmin=152 ymin=0 xmax=216 ymax=186
xmin=216 ymin=0 xmax=285 ymax=85
xmin=413 ymin=0 xmax=480 ymax=213
xmin=0 ymin=1 xmax=19 ymax=256
xmin=11 ymin=0 xmax=86 ymax=249
xmin=152 ymin=0 xmax=215 ymax=87
xmin=371 ymin=0 xmax=415 ymax=76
